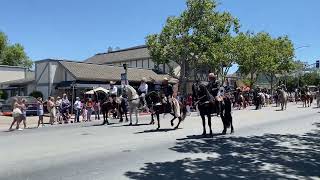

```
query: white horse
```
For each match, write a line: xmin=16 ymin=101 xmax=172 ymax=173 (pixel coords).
xmin=124 ymin=85 xmax=140 ymax=125
xmin=278 ymin=89 xmax=288 ymax=111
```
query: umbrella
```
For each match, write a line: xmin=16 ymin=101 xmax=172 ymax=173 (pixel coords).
xmin=85 ymin=87 xmax=109 ymax=95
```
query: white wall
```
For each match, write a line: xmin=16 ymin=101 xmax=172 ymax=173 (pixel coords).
xmin=0 ymin=66 xmax=26 ymax=83
xmin=36 ymin=61 xmax=49 ymax=84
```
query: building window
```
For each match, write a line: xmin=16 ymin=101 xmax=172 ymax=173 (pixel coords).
xmin=143 ymin=59 xmax=148 ymax=69
xmin=149 ymin=59 xmax=155 ymax=69
xmin=137 ymin=60 xmax=143 ymax=68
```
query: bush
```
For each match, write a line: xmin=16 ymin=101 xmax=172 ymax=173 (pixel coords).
xmin=29 ymin=91 xmax=43 ymax=99
xmin=0 ymin=90 xmax=8 ymax=100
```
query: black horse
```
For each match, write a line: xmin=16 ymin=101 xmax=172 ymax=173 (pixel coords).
xmin=146 ymin=91 xmax=187 ymax=130
xmin=192 ymin=82 xmax=232 ymax=136
xmin=101 ymin=96 xmax=128 ymax=125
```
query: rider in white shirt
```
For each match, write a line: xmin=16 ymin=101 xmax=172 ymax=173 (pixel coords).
xmin=110 ymin=81 xmax=118 ymax=102
xmin=138 ymin=77 xmax=148 ymax=107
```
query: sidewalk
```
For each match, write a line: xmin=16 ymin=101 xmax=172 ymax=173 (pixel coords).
xmin=0 ymin=111 xmax=153 ymax=131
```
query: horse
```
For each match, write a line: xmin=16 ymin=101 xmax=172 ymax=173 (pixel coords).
xmin=220 ymin=96 xmax=234 ymax=134
xmin=192 ymin=83 xmax=230 ymax=136
xmin=123 ymin=85 xmax=140 ymax=125
xmin=101 ymin=97 xmax=119 ymax=125
xmin=146 ymin=91 xmax=186 ymax=130
xmin=277 ymin=89 xmax=288 ymax=111
xmin=301 ymin=92 xmax=312 ymax=107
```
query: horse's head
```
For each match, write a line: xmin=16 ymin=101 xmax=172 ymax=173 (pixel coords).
xmin=146 ymin=91 xmax=161 ymax=104
xmin=124 ymin=85 xmax=138 ymax=100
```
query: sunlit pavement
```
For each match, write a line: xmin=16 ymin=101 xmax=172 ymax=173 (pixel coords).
xmin=0 ymin=103 xmax=319 ymax=180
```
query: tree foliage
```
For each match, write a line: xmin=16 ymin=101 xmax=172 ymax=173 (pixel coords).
xmin=146 ymin=0 xmax=297 ymax=92
xmin=0 ymin=31 xmax=33 ymax=68
xmin=146 ymin=0 xmax=239 ymax=93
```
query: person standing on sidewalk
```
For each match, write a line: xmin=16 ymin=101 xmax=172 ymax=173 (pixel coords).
xmin=93 ymin=100 xmax=100 ymax=120
xmin=9 ymin=98 xmax=23 ymax=131
xmin=37 ymin=97 xmax=44 ymax=128
xmin=55 ymin=96 xmax=62 ymax=124
xmin=86 ymin=98 xmax=93 ymax=121
xmin=47 ymin=97 xmax=56 ymax=125
xmin=74 ymin=97 xmax=81 ymax=123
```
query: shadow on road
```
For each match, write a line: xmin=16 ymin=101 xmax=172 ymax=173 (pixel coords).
xmin=125 ymin=123 xmax=320 ymax=180
xmin=135 ymin=128 xmax=181 ymax=134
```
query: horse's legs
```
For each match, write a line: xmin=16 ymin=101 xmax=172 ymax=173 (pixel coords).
xmin=230 ymin=117 xmax=234 ymax=134
xmin=150 ymin=113 xmax=155 ymax=124
xmin=207 ymin=114 xmax=213 ymax=136
xmin=102 ymin=110 xmax=109 ymax=125
xmin=200 ymin=114 xmax=206 ymax=135
xmin=129 ymin=109 xmax=133 ymax=125
xmin=135 ymin=108 xmax=138 ymax=125
xmin=156 ymin=113 xmax=160 ymax=129
xmin=174 ymin=117 xmax=182 ymax=129
xmin=170 ymin=116 xmax=176 ymax=127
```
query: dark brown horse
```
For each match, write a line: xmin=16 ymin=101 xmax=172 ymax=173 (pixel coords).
xmin=146 ymin=91 xmax=187 ymax=130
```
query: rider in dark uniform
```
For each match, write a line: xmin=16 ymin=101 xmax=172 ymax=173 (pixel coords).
xmin=254 ymin=86 xmax=261 ymax=110
xmin=207 ymin=73 xmax=220 ymax=115
xmin=161 ymin=77 xmax=173 ymax=113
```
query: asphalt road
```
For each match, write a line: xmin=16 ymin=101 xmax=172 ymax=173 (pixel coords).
xmin=0 ymin=103 xmax=319 ymax=180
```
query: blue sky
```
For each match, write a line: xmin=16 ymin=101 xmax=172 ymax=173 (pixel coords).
xmin=1 ymin=0 xmax=320 ymax=71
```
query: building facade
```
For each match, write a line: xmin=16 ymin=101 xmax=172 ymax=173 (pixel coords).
xmin=0 ymin=65 xmax=35 ymax=97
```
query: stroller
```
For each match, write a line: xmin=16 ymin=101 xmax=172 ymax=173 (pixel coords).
xmin=60 ymin=100 xmax=71 ymax=123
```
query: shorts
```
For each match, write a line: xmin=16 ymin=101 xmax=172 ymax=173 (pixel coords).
xmin=38 ymin=110 xmax=44 ymax=116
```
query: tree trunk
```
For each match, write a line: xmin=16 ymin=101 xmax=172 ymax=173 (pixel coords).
xmin=270 ymin=75 xmax=274 ymax=95
xmin=250 ymin=72 xmax=254 ymax=88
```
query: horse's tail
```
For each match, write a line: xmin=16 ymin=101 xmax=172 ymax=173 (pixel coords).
xmin=181 ymin=103 xmax=187 ymax=121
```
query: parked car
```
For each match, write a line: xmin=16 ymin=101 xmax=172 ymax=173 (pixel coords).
xmin=0 ymin=99 xmax=5 ymax=111
xmin=1 ymin=96 xmax=38 ymax=116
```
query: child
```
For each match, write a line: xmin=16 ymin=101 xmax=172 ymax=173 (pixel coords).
xmin=82 ymin=104 xmax=88 ymax=122
xmin=220 ymin=92 xmax=234 ymax=135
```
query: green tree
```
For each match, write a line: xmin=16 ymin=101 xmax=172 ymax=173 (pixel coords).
xmin=146 ymin=0 xmax=239 ymax=94
xmin=236 ymin=32 xmax=266 ymax=88
xmin=261 ymin=35 xmax=295 ymax=94
xmin=0 ymin=31 xmax=33 ymax=68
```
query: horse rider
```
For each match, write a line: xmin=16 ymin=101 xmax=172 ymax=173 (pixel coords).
xmin=138 ymin=77 xmax=148 ymax=108
xmin=207 ymin=73 xmax=221 ymax=115
xmin=109 ymin=81 xmax=118 ymax=102
xmin=280 ymin=84 xmax=287 ymax=91
xmin=253 ymin=85 xmax=261 ymax=110
xmin=161 ymin=77 xmax=173 ymax=112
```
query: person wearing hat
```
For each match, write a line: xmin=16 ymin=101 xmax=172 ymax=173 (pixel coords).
xmin=207 ymin=73 xmax=221 ymax=115
xmin=207 ymin=73 xmax=220 ymax=98
xmin=161 ymin=77 xmax=173 ymax=113
xmin=109 ymin=81 xmax=118 ymax=102
xmin=74 ymin=97 xmax=81 ymax=123
xmin=138 ymin=77 xmax=148 ymax=108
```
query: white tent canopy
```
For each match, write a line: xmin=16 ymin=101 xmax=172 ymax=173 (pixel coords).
xmin=85 ymin=87 xmax=109 ymax=95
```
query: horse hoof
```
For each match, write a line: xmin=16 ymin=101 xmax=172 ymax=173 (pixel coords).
xmin=129 ymin=123 xmax=132 ymax=126
xmin=222 ymin=131 xmax=226 ymax=135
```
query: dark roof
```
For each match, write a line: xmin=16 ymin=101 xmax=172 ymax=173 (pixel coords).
xmin=85 ymin=45 xmax=150 ymax=64
xmin=59 ymin=60 xmax=177 ymax=83
xmin=0 ymin=77 xmax=35 ymax=86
